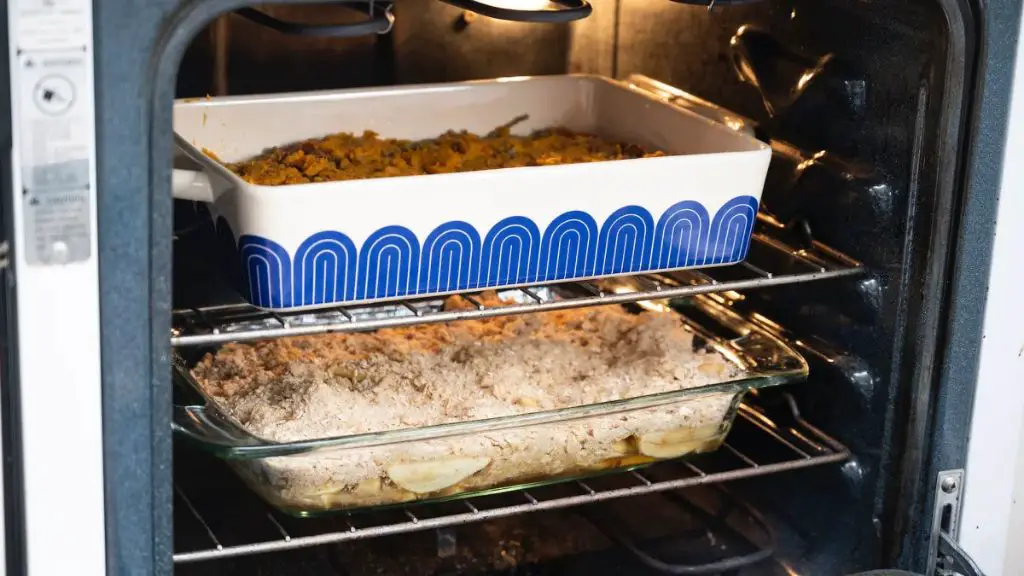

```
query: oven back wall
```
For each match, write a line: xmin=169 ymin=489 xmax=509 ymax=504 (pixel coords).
xmin=177 ymin=2 xmax=575 ymax=98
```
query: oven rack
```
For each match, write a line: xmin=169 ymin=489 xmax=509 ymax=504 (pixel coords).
xmin=171 ymin=223 xmax=864 ymax=346
xmin=173 ymin=395 xmax=851 ymax=563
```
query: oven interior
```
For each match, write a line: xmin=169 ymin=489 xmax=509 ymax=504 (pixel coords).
xmin=168 ymin=0 xmax=970 ymax=573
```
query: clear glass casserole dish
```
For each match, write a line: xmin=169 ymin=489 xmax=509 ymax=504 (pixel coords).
xmin=171 ymin=288 xmax=808 ymax=517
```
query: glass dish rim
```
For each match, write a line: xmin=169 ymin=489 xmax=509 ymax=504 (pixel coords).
xmin=171 ymin=294 xmax=809 ymax=459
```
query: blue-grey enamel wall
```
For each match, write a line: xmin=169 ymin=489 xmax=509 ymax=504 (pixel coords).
xmin=910 ymin=0 xmax=1024 ymax=570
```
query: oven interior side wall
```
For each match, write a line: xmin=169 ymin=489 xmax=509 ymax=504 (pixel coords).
xmin=171 ymin=1 xmax=958 ymax=572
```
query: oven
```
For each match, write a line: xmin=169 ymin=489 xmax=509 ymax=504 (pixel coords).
xmin=2 ymin=0 xmax=1023 ymax=573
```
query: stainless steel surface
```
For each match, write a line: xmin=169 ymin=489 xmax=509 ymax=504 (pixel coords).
xmin=173 ymin=396 xmax=851 ymax=563
xmin=937 ymin=532 xmax=985 ymax=576
xmin=171 ymin=221 xmax=864 ymax=346
xmin=929 ymin=470 xmax=967 ymax=576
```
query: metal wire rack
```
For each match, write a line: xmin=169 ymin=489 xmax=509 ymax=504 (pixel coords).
xmin=173 ymin=395 xmax=851 ymax=564
xmin=171 ymin=219 xmax=864 ymax=346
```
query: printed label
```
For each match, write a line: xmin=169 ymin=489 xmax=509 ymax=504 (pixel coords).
xmin=17 ymin=52 xmax=93 ymax=265
xmin=14 ymin=0 xmax=90 ymax=52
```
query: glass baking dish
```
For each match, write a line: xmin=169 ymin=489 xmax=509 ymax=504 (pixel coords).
xmin=172 ymin=289 xmax=808 ymax=517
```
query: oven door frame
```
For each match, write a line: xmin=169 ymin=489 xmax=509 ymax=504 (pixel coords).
xmin=954 ymin=3 xmax=1024 ymax=574
xmin=0 ymin=0 xmax=992 ymax=573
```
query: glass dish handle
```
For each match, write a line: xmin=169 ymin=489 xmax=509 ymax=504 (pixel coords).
xmin=438 ymin=0 xmax=592 ymax=23
xmin=727 ymin=332 xmax=805 ymax=373
xmin=171 ymin=363 xmax=301 ymax=457
xmin=172 ymin=402 xmax=264 ymax=449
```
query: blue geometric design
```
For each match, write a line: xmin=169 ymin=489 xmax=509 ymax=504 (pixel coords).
xmin=597 ymin=205 xmax=655 ymax=275
xmin=480 ymin=216 xmax=541 ymax=288
xmin=419 ymin=221 xmax=481 ymax=294
xmin=226 ymin=195 xmax=760 ymax=309
xmin=357 ymin=225 xmax=420 ymax=300
xmin=239 ymin=235 xmax=293 ymax=309
xmin=704 ymin=195 xmax=759 ymax=265
xmin=653 ymin=200 xmax=711 ymax=269
xmin=293 ymin=231 xmax=357 ymax=306
xmin=539 ymin=211 xmax=599 ymax=282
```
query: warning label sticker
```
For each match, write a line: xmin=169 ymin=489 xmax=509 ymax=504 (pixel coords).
xmin=17 ymin=52 xmax=93 ymax=265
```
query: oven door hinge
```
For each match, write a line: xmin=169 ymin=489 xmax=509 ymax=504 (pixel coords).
xmin=927 ymin=469 xmax=984 ymax=576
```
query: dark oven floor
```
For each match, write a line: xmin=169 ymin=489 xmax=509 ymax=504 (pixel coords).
xmin=174 ymin=481 xmax=799 ymax=576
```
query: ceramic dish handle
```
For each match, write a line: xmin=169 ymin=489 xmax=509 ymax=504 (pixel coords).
xmin=439 ymin=0 xmax=592 ymax=23
xmin=172 ymin=169 xmax=215 ymax=203
xmin=625 ymin=74 xmax=758 ymax=137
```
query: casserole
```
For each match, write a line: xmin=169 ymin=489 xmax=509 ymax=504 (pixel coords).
xmin=172 ymin=289 xmax=808 ymax=516
xmin=171 ymin=75 xmax=771 ymax=310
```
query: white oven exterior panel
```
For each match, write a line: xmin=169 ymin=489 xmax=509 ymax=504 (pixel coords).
xmin=6 ymin=0 xmax=106 ymax=572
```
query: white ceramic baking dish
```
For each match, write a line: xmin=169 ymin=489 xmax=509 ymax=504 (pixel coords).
xmin=172 ymin=75 xmax=771 ymax=310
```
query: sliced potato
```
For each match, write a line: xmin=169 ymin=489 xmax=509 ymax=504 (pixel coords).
xmin=386 ymin=457 xmax=490 ymax=494
xmin=616 ymin=455 xmax=656 ymax=467
xmin=637 ymin=437 xmax=702 ymax=459
xmin=698 ymin=361 xmax=730 ymax=377
xmin=611 ymin=438 xmax=634 ymax=455
xmin=636 ymin=425 xmax=723 ymax=459
xmin=308 ymin=483 xmax=347 ymax=496
xmin=516 ymin=397 xmax=540 ymax=409
xmin=351 ymin=477 xmax=382 ymax=497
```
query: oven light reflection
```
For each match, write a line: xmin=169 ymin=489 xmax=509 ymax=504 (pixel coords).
xmin=471 ymin=0 xmax=557 ymax=11
xmin=611 ymin=286 xmax=670 ymax=313
xmin=740 ymin=402 xmax=780 ymax=430
xmin=796 ymin=149 xmax=827 ymax=172
xmin=722 ymin=290 xmax=745 ymax=302
xmin=779 ymin=561 xmax=802 ymax=576
xmin=724 ymin=117 xmax=747 ymax=132
xmin=750 ymin=312 xmax=781 ymax=332
xmin=797 ymin=71 xmax=815 ymax=91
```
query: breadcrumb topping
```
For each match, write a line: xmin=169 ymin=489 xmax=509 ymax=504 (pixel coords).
xmin=191 ymin=296 xmax=741 ymax=512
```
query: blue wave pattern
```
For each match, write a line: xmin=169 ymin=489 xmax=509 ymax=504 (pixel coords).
xmin=481 ymin=216 xmax=541 ymax=288
xmin=237 ymin=195 xmax=759 ymax=308
xmin=540 ymin=211 xmax=599 ymax=282
xmin=239 ymin=235 xmax=293 ymax=309
xmin=293 ymin=231 xmax=358 ymax=306
xmin=357 ymin=226 xmax=420 ymax=300
xmin=597 ymin=206 xmax=655 ymax=275
xmin=420 ymin=221 xmax=481 ymax=294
